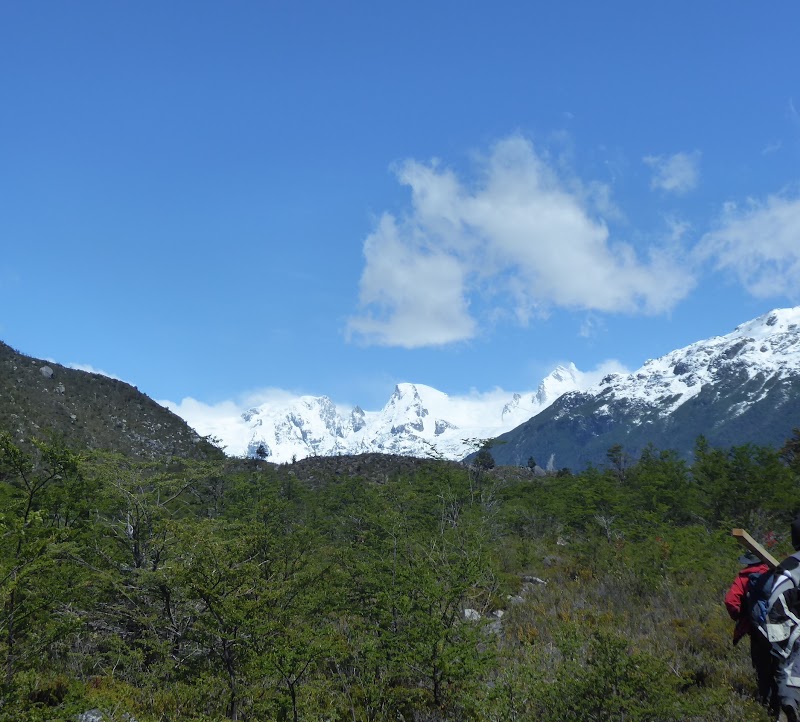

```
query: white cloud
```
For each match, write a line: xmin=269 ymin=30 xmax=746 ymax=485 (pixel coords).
xmin=47 ymin=359 xmax=124 ymax=381
xmin=348 ymin=136 xmax=694 ymax=348
xmin=67 ymin=363 xmax=122 ymax=380
xmin=345 ymin=214 xmax=476 ymax=347
xmin=161 ymin=397 xmax=246 ymax=454
xmin=160 ymin=387 xmax=306 ymax=454
xmin=697 ymin=193 xmax=800 ymax=299
xmin=643 ymin=151 xmax=700 ymax=195
xmin=579 ymin=359 xmax=630 ymax=387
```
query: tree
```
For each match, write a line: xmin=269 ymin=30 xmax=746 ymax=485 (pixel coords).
xmin=606 ymin=444 xmax=630 ymax=483
xmin=780 ymin=428 xmax=800 ymax=473
xmin=335 ymin=484 xmax=495 ymax=718
xmin=475 ymin=443 xmax=495 ymax=471
xmin=0 ymin=433 xmax=82 ymax=686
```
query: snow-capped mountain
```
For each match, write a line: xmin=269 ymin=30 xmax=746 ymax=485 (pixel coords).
xmin=193 ymin=364 xmax=586 ymax=463
xmin=486 ymin=307 xmax=800 ymax=470
xmin=166 ymin=306 xmax=800 ymax=468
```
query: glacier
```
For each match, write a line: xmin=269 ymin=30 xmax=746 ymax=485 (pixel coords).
xmin=167 ymin=364 xmax=588 ymax=463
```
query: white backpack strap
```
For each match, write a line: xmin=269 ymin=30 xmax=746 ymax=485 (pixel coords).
xmin=768 ymin=594 xmax=800 ymax=657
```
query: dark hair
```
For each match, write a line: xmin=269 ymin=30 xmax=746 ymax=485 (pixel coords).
xmin=792 ymin=513 xmax=800 ymax=551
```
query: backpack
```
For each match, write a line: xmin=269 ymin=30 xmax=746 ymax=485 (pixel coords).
xmin=746 ymin=569 xmax=774 ymax=631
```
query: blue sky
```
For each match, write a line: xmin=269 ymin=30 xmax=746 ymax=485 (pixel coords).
xmin=2 ymin=2 xmax=799 ymax=415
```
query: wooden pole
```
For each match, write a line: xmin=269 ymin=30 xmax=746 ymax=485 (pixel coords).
xmin=731 ymin=528 xmax=780 ymax=569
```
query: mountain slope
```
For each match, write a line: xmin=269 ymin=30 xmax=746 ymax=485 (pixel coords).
xmin=486 ymin=307 xmax=800 ymax=470
xmin=0 ymin=341 xmax=223 ymax=460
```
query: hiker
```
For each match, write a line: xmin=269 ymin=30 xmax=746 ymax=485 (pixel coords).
xmin=725 ymin=550 xmax=777 ymax=710
xmin=766 ymin=515 xmax=800 ymax=722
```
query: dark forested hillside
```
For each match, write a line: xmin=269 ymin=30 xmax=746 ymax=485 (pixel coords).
xmin=481 ymin=372 xmax=800 ymax=472
xmin=2 ymin=428 xmax=800 ymax=721
xmin=0 ymin=341 xmax=223 ymax=461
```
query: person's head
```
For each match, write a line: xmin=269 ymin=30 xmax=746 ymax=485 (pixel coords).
xmin=738 ymin=551 xmax=761 ymax=567
xmin=792 ymin=513 xmax=800 ymax=551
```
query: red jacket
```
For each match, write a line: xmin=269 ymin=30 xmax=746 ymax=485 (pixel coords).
xmin=725 ymin=562 xmax=769 ymax=644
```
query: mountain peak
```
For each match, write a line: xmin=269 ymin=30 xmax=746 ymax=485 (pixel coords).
xmin=486 ymin=305 xmax=800 ymax=470
xmin=391 ymin=382 xmax=421 ymax=399
xmin=175 ymin=306 xmax=800 ymax=467
xmin=536 ymin=363 xmax=581 ymax=405
xmin=226 ymin=370 xmax=581 ymax=463
xmin=736 ymin=305 xmax=800 ymax=330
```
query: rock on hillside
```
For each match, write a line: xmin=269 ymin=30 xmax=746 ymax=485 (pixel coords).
xmin=0 ymin=341 xmax=223 ymax=460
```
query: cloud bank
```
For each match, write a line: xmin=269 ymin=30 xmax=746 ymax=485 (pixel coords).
xmin=697 ymin=193 xmax=800 ymax=299
xmin=348 ymin=136 xmax=694 ymax=348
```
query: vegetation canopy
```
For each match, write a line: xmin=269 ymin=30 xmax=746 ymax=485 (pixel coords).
xmin=1 ymin=428 xmax=800 ymax=721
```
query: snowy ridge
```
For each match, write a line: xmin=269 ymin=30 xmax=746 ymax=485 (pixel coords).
xmin=569 ymin=307 xmax=800 ymax=420
xmin=235 ymin=365 xmax=584 ymax=463
xmin=167 ymin=307 xmax=800 ymax=466
xmin=486 ymin=306 xmax=800 ymax=470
